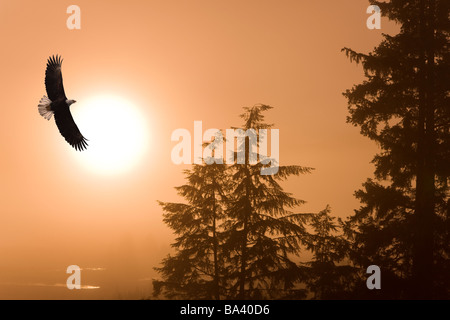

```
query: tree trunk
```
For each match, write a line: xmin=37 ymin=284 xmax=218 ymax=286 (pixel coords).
xmin=239 ymin=137 xmax=251 ymax=299
xmin=212 ymin=188 xmax=220 ymax=300
xmin=413 ymin=0 xmax=435 ymax=299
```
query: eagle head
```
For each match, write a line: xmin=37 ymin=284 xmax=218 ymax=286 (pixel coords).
xmin=66 ymin=99 xmax=77 ymax=106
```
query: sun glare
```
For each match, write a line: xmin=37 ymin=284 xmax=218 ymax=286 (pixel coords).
xmin=73 ymin=95 xmax=150 ymax=175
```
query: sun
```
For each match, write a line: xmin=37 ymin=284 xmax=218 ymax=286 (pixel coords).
xmin=72 ymin=95 xmax=150 ymax=175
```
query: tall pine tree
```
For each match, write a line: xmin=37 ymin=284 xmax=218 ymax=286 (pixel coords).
xmin=342 ymin=0 xmax=449 ymax=298
xmin=222 ymin=104 xmax=313 ymax=299
xmin=153 ymin=162 xmax=228 ymax=299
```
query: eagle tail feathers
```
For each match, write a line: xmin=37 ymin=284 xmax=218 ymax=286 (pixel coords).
xmin=38 ymin=95 xmax=53 ymax=120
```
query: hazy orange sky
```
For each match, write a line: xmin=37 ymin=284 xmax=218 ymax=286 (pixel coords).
xmin=0 ymin=0 xmax=398 ymax=299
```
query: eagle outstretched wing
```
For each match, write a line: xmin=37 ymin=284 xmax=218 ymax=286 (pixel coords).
xmin=45 ymin=55 xmax=67 ymax=101
xmin=54 ymin=107 xmax=88 ymax=151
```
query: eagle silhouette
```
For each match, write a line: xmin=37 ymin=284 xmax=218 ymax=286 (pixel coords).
xmin=38 ymin=55 xmax=88 ymax=151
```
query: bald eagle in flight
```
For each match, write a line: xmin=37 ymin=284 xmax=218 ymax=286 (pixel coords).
xmin=38 ymin=55 xmax=88 ymax=151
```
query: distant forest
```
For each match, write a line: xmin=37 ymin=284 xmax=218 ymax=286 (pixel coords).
xmin=152 ymin=0 xmax=449 ymax=300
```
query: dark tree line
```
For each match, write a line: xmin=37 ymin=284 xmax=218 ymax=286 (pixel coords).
xmin=153 ymin=0 xmax=449 ymax=300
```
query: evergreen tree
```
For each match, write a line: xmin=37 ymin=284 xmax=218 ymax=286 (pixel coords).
xmin=153 ymin=162 xmax=228 ymax=299
xmin=222 ymin=104 xmax=313 ymax=299
xmin=342 ymin=0 xmax=449 ymax=298
xmin=304 ymin=207 xmax=356 ymax=299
